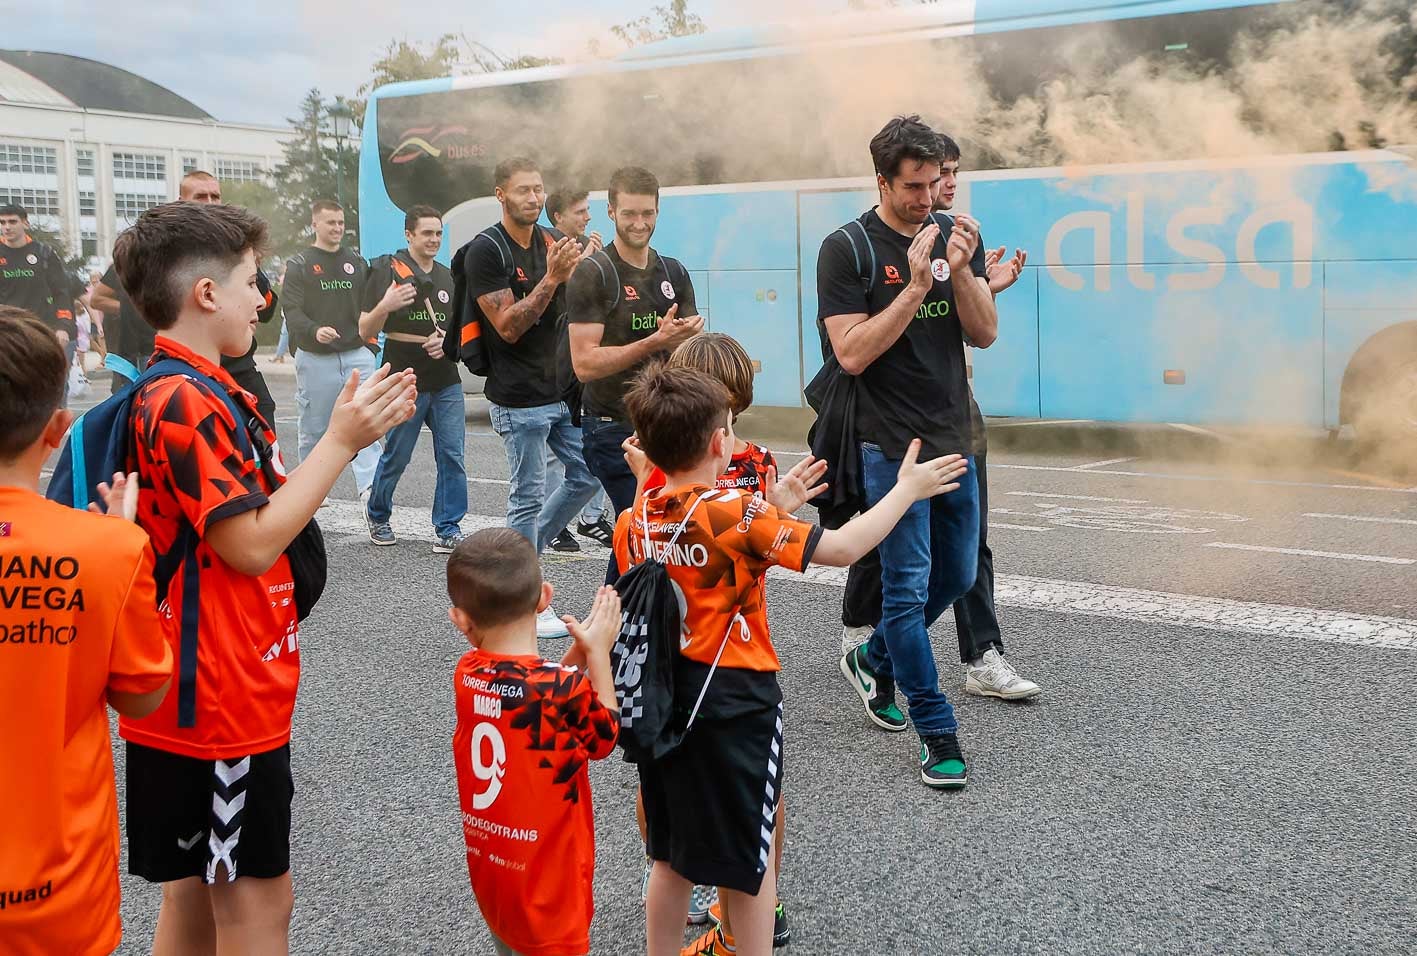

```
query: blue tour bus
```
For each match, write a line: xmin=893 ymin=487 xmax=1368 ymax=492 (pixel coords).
xmin=358 ymin=0 xmax=1417 ymax=447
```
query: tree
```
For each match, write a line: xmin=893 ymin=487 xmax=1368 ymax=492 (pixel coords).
xmin=610 ymin=0 xmax=706 ymax=48
xmin=222 ymin=180 xmax=303 ymax=261
xmin=351 ymin=35 xmax=462 ymax=128
xmin=268 ymin=89 xmax=360 ymax=252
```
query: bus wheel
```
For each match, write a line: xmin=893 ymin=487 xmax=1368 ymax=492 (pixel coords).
xmin=1348 ymin=325 xmax=1417 ymax=456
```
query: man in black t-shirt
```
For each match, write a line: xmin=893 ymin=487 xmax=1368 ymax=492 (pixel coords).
xmin=567 ymin=166 xmax=702 ymax=516
xmin=0 ymin=203 xmax=77 ymax=401
xmin=821 ymin=116 xmax=997 ymax=790
xmin=466 ymin=157 xmax=597 ymax=638
xmin=358 ymin=205 xmax=466 ymax=551
xmin=282 ymin=199 xmax=381 ymax=495
xmin=836 ymin=136 xmax=1043 ymax=706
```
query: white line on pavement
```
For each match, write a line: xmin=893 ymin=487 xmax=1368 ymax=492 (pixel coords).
xmin=1302 ymin=512 xmax=1417 ymax=528
xmin=319 ymin=501 xmax=1417 ymax=652
xmin=1073 ymin=457 xmax=1138 ymax=471
xmin=1205 ymin=541 xmax=1415 ymax=565
xmin=1007 ymin=491 xmax=1150 ymax=504
xmin=990 ymin=522 xmax=1053 ymax=532
xmin=992 ymin=463 xmax=1417 ymax=495
xmin=988 ymin=418 xmax=1090 ymax=427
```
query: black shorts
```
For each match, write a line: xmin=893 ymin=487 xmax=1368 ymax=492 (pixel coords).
xmin=126 ymin=742 xmax=294 ymax=884
xmin=639 ymin=703 xmax=784 ymax=895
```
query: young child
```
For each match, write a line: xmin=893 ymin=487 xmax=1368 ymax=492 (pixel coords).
xmin=616 ymin=363 xmax=967 ymax=956
xmin=627 ymin=333 xmax=828 ymax=947
xmin=449 ymin=528 xmax=622 ymax=956
xmin=0 ymin=307 xmax=174 ymax=956
xmin=109 ymin=201 xmax=417 ymax=954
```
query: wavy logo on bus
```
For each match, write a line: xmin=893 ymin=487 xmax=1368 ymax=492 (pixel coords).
xmin=389 ymin=126 xmax=475 ymax=165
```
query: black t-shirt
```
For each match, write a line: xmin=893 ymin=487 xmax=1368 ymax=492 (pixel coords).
xmin=466 ymin=223 xmax=566 ymax=409
xmin=281 ymin=246 xmax=369 ymax=354
xmin=566 ymin=244 xmax=697 ymax=423
xmin=0 ymin=239 xmax=72 ymax=333
xmin=816 ymin=209 xmax=986 ymax=460
xmin=362 ymin=251 xmax=459 ymax=392
xmin=99 ymin=262 xmax=152 ymax=366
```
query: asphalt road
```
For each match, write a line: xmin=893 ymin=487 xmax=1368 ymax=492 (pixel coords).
xmin=63 ymin=363 xmax=1414 ymax=955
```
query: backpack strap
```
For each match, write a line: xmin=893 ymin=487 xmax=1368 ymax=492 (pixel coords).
xmin=587 ymin=251 xmax=622 ymax=312
xmin=833 ymin=219 xmax=877 ymax=296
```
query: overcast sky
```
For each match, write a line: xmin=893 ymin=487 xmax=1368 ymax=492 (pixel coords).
xmin=6 ymin=0 xmax=775 ymax=126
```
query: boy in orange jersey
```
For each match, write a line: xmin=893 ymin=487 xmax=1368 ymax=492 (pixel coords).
xmin=108 ymin=202 xmax=416 ymax=955
xmin=449 ymin=528 xmax=621 ymax=955
xmin=615 ymin=363 xmax=967 ymax=956
xmin=0 ymin=306 xmax=173 ymax=956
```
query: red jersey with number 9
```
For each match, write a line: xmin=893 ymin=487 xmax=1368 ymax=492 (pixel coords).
xmin=452 ymin=648 xmax=618 ymax=956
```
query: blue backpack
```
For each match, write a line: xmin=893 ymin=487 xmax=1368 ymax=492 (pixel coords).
xmin=47 ymin=359 xmax=264 ymax=728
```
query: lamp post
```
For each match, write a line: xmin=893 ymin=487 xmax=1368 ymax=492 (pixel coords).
xmin=330 ymin=97 xmax=352 ymax=212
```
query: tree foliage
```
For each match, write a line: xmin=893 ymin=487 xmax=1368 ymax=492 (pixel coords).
xmin=611 ymin=0 xmax=707 ymax=48
xmin=267 ymin=89 xmax=359 ymax=252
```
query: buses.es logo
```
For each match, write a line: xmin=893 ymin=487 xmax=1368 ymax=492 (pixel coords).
xmin=389 ymin=126 xmax=487 ymax=165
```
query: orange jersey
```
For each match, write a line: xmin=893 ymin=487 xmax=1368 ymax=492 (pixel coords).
xmin=613 ymin=485 xmax=821 ymax=675
xmin=646 ymin=442 xmax=777 ymax=497
xmin=453 ymin=649 xmax=618 ymax=956
xmin=0 ymin=488 xmax=173 ymax=955
xmin=118 ymin=337 xmax=299 ymax=761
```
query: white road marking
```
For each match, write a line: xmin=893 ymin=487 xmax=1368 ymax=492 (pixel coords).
xmin=988 ymin=418 xmax=1090 ymax=427
xmin=992 ymin=463 xmax=1417 ymax=495
xmin=1206 ymin=542 xmax=1415 ymax=566
xmin=990 ymin=522 xmax=1053 ymax=532
xmin=1007 ymin=491 xmax=1149 ymax=504
xmin=1303 ymin=512 xmax=1417 ymax=528
xmin=1073 ymin=457 xmax=1138 ymax=471
xmin=319 ymin=501 xmax=1417 ymax=652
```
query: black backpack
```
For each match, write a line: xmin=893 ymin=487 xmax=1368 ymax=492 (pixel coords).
xmin=611 ymin=492 xmax=739 ymax=764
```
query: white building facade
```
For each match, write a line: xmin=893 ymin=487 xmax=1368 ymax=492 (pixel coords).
xmin=0 ymin=51 xmax=290 ymax=264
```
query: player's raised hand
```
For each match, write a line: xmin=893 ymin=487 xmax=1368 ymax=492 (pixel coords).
xmin=907 ymin=223 xmax=940 ymax=289
xmin=88 ymin=471 xmax=140 ymax=522
xmin=765 ymin=456 xmax=829 ymax=513
xmin=547 ymin=236 xmax=581 ymax=283
xmin=895 ymin=439 xmax=967 ymax=500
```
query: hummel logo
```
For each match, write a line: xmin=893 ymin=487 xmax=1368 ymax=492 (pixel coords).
xmin=178 ymin=830 xmax=205 ymax=851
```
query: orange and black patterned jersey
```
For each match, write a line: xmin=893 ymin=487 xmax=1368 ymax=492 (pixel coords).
xmin=453 ymin=649 xmax=617 ymax=956
xmin=614 ymin=485 xmax=821 ymax=678
xmin=118 ymin=337 xmax=300 ymax=762
xmin=646 ymin=442 xmax=777 ymax=498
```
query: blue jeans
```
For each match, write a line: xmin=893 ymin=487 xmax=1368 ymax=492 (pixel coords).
xmin=295 ymin=348 xmax=381 ymax=492
xmin=580 ymin=415 xmax=638 ymax=518
xmin=275 ymin=319 xmax=290 ymax=358
xmin=547 ymin=458 xmax=608 ymax=524
xmin=490 ymin=401 xmax=598 ymax=552
xmin=366 ymin=383 xmax=467 ymax=538
xmin=860 ymin=443 xmax=979 ymax=736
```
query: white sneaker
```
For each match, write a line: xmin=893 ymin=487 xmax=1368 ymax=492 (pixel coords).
xmin=536 ymin=607 xmax=570 ymax=639
xmin=841 ymin=624 xmax=873 ymax=658
xmin=358 ymin=488 xmax=372 ymax=529
xmin=964 ymin=647 xmax=1042 ymax=700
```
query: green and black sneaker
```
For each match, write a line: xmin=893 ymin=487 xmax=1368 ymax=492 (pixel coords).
xmin=839 ymin=645 xmax=906 ymax=732
xmin=920 ymin=733 xmax=968 ymax=789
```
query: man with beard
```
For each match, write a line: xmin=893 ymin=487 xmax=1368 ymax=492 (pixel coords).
xmin=468 ymin=157 xmax=597 ymax=638
xmin=820 ymin=115 xmax=996 ymax=789
xmin=567 ymin=166 xmax=702 ymax=517
xmin=836 ymin=134 xmax=1042 ymax=704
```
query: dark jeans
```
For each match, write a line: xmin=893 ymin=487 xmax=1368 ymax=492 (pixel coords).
xmin=832 ymin=451 xmax=1002 ymax=664
xmin=859 ymin=443 xmax=979 ymax=736
xmin=580 ymin=414 xmax=638 ymax=518
xmin=367 ymin=383 xmax=468 ymax=539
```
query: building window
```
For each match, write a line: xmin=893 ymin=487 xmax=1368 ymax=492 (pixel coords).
xmin=0 ymin=187 xmax=60 ymax=217
xmin=114 ymin=192 xmax=161 ymax=225
xmin=81 ymin=232 xmax=98 ymax=258
xmin=79 ymin=191 xmax=96 ymax=216
xmin=76 ymin=148 xmax=95 ymax=177
xmin=214 ymin=158 xmax=264 ymax=183
xmin=0 ymin=143 xmax=58 ymax=175
xmin=112 ymin=152 xmax=167 ymax=181
xmin=182 ymin=155 xmax=200 ymax=174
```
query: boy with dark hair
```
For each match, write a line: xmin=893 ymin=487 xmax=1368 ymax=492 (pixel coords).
xmin=111 ymin=201 xmax=417 ymax=954
xmin=616 ymin=363 xmax=967 ymax=956
xmin=449 ymin=528 xmax=621 ymax=956
xmin=360 ymin=203 xmax=468 ymax=551
xmin=0 ymin=306 xmax=173 ymax=956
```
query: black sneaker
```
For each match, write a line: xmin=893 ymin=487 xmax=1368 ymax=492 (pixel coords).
xmin=549 ymin=528 xmax=580 ymax=552
xmin=919 ymin=733 xmax=968 ymax=789
xmin=773 ymin=900 xmax=790 ymax=947
xmin=577 ymin=516 xmax=614 ymax=547
xmin=838 ymin=645 xmax=906 ymax=732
